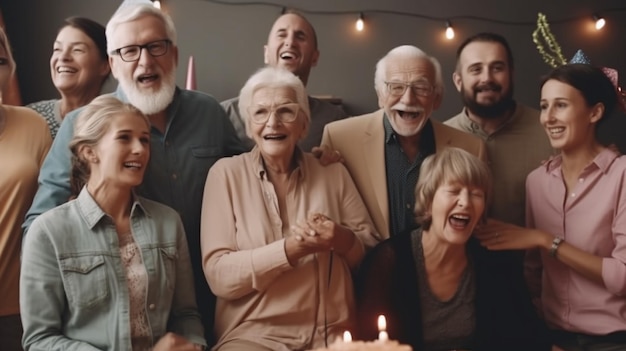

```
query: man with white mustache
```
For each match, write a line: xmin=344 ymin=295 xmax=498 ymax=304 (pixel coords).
xmin=23 ymin=3 xmax=244 ymax=347
xmin=445 ymin=32 xmax=553 ymax=227
xmin=321 ymin=45 xmax=486 ymax=240
xmin=221 ymin=10 xmax=347 ymax=152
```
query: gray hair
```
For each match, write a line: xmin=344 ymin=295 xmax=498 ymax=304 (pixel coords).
xmin=238 ymin=66 xmax=311 ymax=139
xmin=105 ymin=3 xmax=177 ymax=54
xmin=374 ymin=45 xmax=443 ymax=98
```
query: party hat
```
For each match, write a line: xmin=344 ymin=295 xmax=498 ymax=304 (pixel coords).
xmin=569 ymin=49 xmax=591 ymax=64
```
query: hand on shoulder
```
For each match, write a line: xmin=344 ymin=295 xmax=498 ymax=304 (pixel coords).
xmin=311 ymin=145 xmax=344 ymax=166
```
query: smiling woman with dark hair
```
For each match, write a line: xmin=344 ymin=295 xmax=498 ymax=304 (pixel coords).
xmin=479 ymin=64 xmax=626 ymax=350
xmin=28 ymin=16 xmax=110 ymax=139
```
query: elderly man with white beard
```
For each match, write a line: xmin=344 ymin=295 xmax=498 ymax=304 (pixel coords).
xmin=23 ymin=3 xmax=244 ymax=347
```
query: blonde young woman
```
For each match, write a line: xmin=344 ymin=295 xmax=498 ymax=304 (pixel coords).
xmin=21 ymin=96 xmax=205 ymax=351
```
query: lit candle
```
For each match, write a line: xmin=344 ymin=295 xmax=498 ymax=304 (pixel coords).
xmin=377 ymin=315 xmax=389 ymax=341
xmin=343 ymin=330 xmax=352 ymax=343
xmin=377 ymin=315 xmax=387 ymax=331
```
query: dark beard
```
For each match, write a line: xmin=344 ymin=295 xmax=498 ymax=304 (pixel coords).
xmin=462 ymin=84 xmax=515 ymax=119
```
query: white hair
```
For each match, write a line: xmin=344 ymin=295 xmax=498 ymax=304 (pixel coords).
xmin=238 ymin=66 xmax=311 ymax=139
xmin=106 ymin=3 xmax=177 ymax=53
xmin=374 ymin=45 xmax=443 ymax=97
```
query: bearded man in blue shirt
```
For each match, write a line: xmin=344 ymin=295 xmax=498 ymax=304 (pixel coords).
xmin=23 ymin=3 xmax=244 ymax=347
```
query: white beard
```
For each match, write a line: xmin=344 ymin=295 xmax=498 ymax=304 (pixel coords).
xmin=119 ymin=71 xmax=176 ymax=115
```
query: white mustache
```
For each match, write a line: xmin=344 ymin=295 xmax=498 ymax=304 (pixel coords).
xmin=393 ymin=104 xmax=425 ymax=114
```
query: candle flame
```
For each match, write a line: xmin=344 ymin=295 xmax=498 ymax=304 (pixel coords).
xmin=377 ymin=315 xmax=387 ymax=331
xmin=343 ymin=330 xmax=352 ymax=342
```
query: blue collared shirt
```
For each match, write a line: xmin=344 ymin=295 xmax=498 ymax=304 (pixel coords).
xmin=21 ymin=188 xmax=206 ymax=350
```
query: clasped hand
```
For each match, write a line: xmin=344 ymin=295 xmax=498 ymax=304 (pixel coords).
xmin=291 ymin=213 xmax=338 ymax=251
xmin=285 ymin=213 xmax=355 ymax=265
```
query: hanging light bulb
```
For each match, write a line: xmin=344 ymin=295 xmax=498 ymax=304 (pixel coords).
xmin=152 ymin=0 xmax=161 ymax=9
xmin=445 ymin=21 xmax=455 ymax=40
xmin=356 ymin=13 xmax=365 ymax=32
xmin=593 ymin=14 xmax=605 ymax=30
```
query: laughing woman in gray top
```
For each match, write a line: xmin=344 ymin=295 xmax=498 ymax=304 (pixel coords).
xmin=356 ymin=148 xmax=550 ymax=351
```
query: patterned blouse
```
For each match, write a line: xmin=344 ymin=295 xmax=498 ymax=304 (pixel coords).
xmin=27 ymin=99 xmax=61 ymax=139
xmin=118 ymin=231 xmax=151 ymax=351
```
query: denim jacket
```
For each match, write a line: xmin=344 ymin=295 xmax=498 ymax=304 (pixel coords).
xmin=20 ymin=188 xmax=206 ymax=351
xmin=23 ymin=88 xmax=245 ymax=345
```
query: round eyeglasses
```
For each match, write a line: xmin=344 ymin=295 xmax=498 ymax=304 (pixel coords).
xmin=111 ymin=39 xmax=171 ymax=62
xmin=385 ymin=81 xmax=434 ymax=97
xmin=247 ymin=103 xmax=301 ymax=124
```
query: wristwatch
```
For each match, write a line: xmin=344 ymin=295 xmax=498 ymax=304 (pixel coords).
xmin=549 ymin=237 xmax=564 ymax=258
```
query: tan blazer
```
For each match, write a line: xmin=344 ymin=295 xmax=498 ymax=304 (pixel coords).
xmin=321 ymin=109 xmax=487 ymax=240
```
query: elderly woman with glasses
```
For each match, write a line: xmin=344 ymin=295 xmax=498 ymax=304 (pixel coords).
xmin=201 ymin=66 xmax=379 ymax=351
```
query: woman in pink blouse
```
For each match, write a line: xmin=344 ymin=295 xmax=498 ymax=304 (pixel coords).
xmin=201 ymin=67 xmax=379 ymax=351
xmin=479 ymin=64 xmax=626 ymax=350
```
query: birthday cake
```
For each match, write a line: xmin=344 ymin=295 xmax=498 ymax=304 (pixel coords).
xmin=311 ymin=337 xmax=412 ymax=351
xmin=312 ymin=316 xmax=412 ymax=351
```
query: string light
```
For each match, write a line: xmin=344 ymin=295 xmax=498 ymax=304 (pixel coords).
xmin=152 ymin=0 xmax=161 ymax=9
xmin=593 ymin=14 xmax=606 ymax=30
xmin=200 ymin=1 xmax=625 ymax=38
xmin=356 ymin=13 xmax=365 ymax=31
xmin=445 ymin=21 xmax=455 ymax=40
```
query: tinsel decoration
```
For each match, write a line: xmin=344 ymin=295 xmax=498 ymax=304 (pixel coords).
xmin=532 ymin=13 xmax=567 ymax=68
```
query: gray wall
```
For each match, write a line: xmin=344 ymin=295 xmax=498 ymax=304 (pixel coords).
xmin=3 ymin=0 xmax=626 ymax=120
